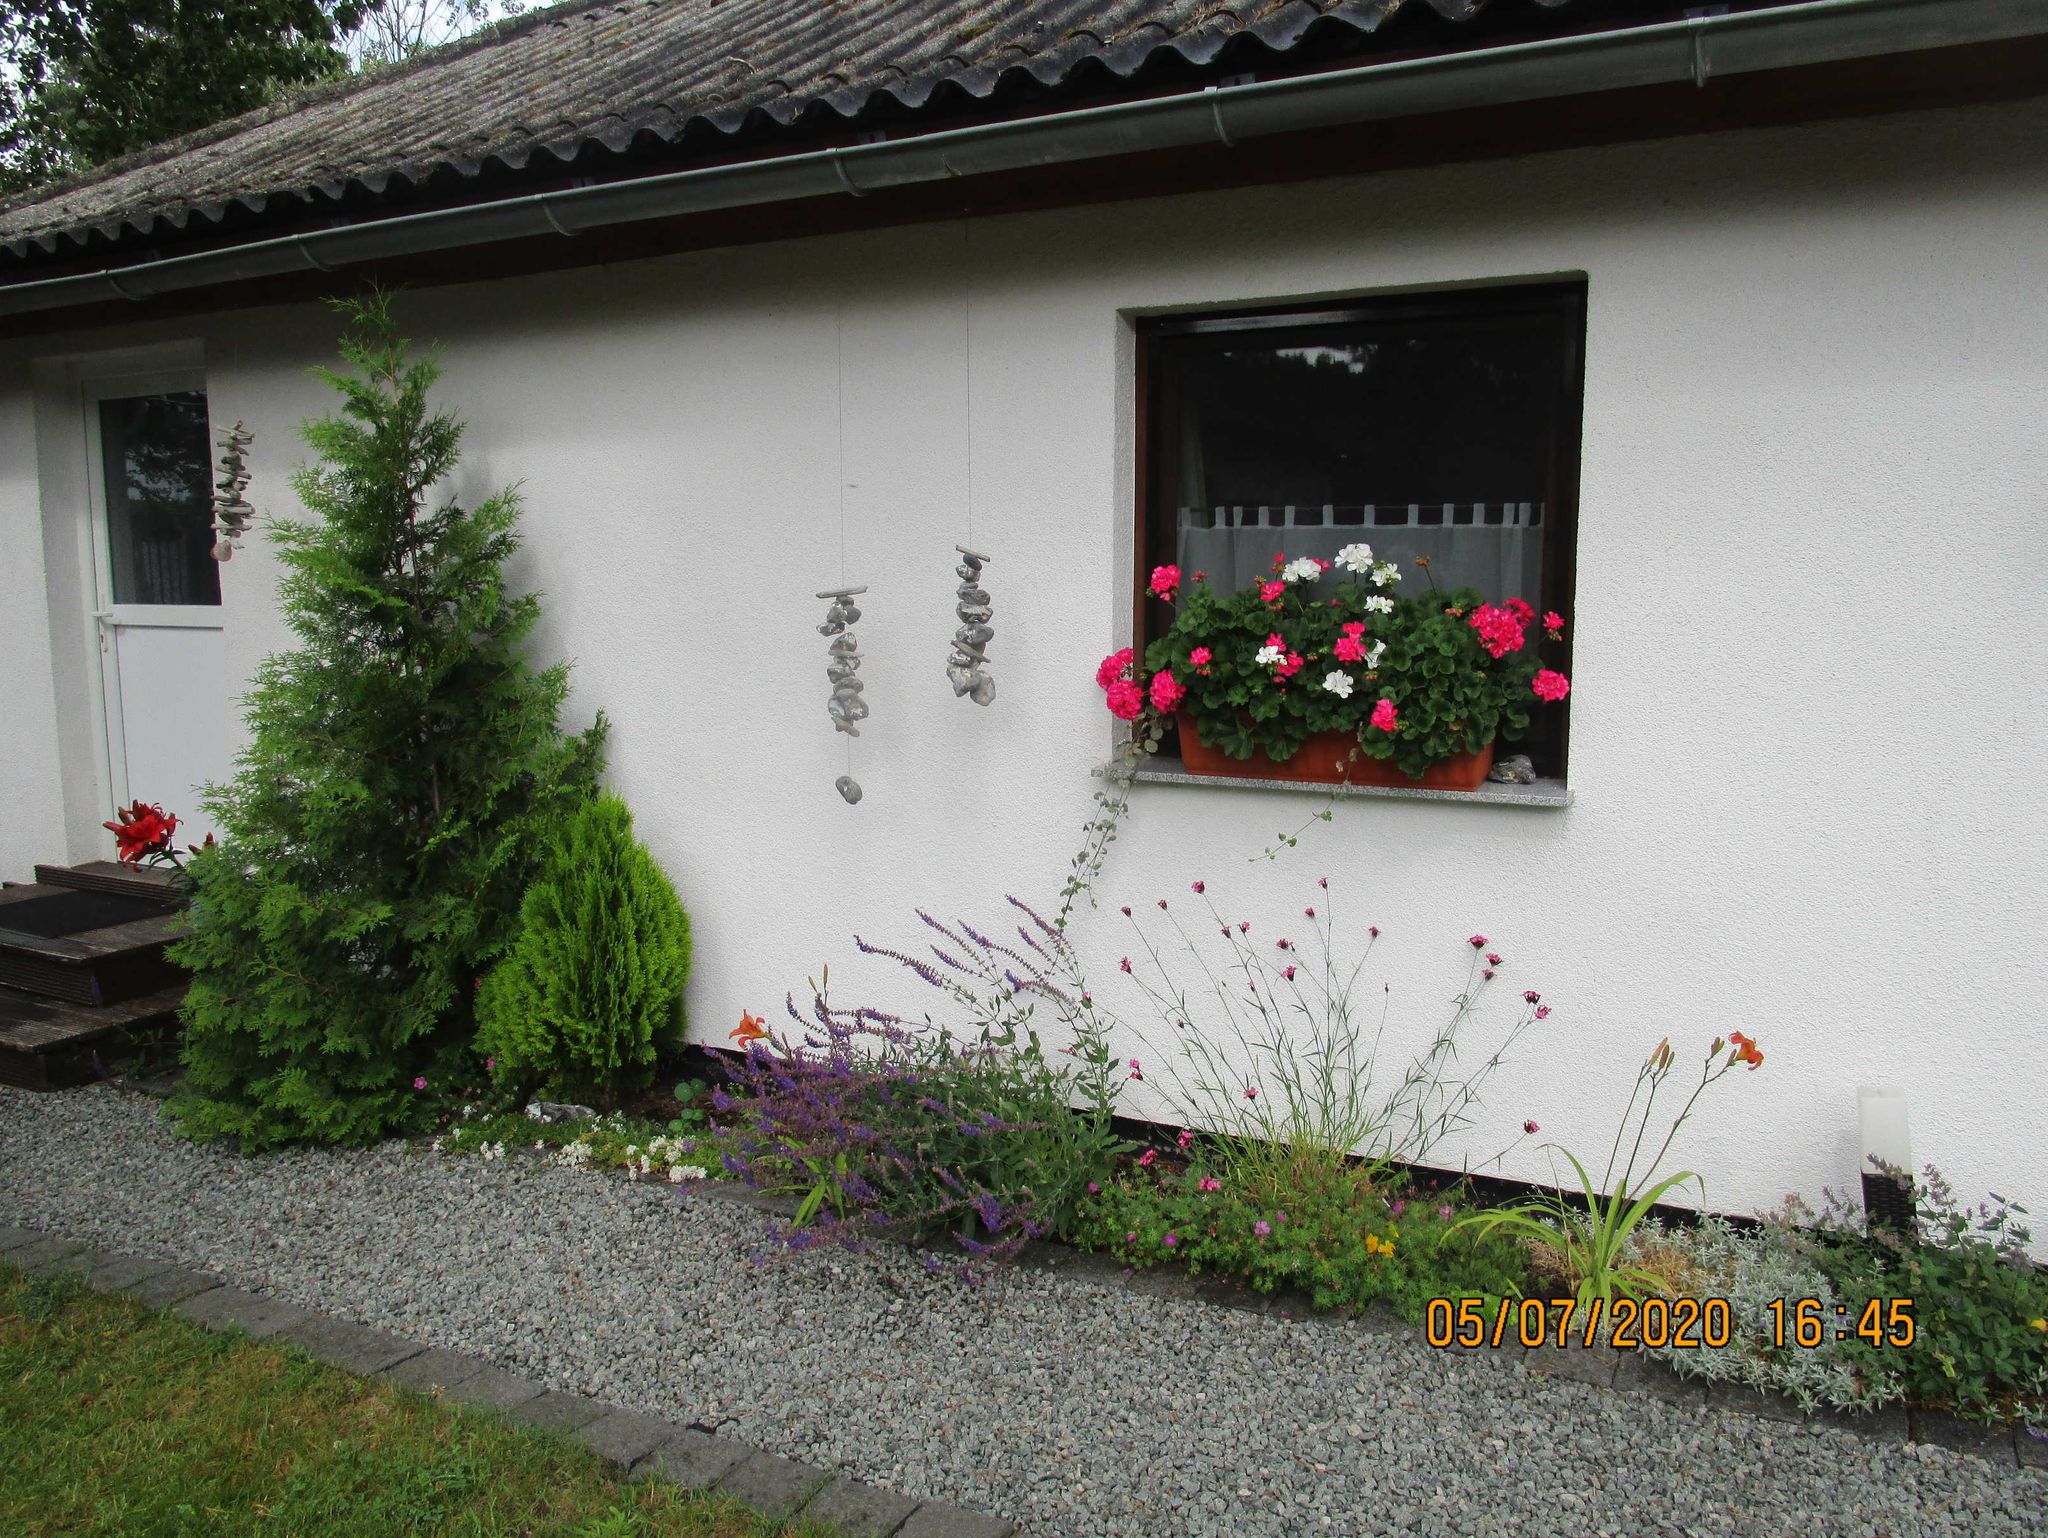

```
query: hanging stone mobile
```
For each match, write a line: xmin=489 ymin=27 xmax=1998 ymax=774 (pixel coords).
xmin=210 ymin=421 xmax=256 ymax=561
xmin=946 ymin=545 xmax=995 ymax=706
xmin=817 ymin=585 xmax=869 ymax=804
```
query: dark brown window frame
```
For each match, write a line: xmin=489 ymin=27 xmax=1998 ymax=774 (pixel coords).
xmin=1133 ymin=279 xmax=1588 ymax=782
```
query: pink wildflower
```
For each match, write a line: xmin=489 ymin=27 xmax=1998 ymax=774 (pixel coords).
xmin=1120 ymin=906 xmax=1131 ymax=916
xmin=1304 ymin=906 xmax=1315 ymax=918
xmin=1437 ymin=1205 xmax=1453 ymax=1220
xmin=1148 ymin=564 xmax=1182 ymax=599
xmin=1138 ymin=1149 xmax=1156 ymax=1168
xmin=1198 ymin=1176 xmax=1222 ymax=1193
xmin=1177 ymin=1129 xmax=1194 ymax=1151
xmin=1126 ymin=1231 xmax=1138 ymax=1243
xmin=413 ymin=1076 xmax=427 ymax=1091
xmin=1468 ymin=603 xmax=1527 ymax=659
xmin=1105 ymin=678 xmax=1145 ymax=720
xmin=1164 ymin=1232 xmax=1178 ymax=1248
xmin=1318 ymin=876 xmax=1328 ymax=889
xmin=1368 ymin=925 xmax=1380 ymax=937
xmin=1254 ymin=1220 xmax=1272 ymax=1238
xmin=1120 ymin=956 xmax=1132 ymax=973
xmin=1370 ymin=697 xmax=1399 ymax=733
xmin=1148 ymin=669 xmax=1186 ymax=713
xmin=1281 ymin=964 xmax=1297 ymax=981
xmin=1237 ymin=921 xmax=1249 ymax=934
xmin=1243 ymin=1085 xmax=1258 ymax=1100
xmin=1095 ymin=647 xmax=1134 ymax=690
xmin=1486 ymin=952 xmax=1502 ymax=966
xmin=1524 ymin=1119 xmax=1541 ymax=1135
xmin=485 ymin=1057 xmax=494 ymax=1071
xmin=1483 ymin=968 xmax=1495 ymax=979
xmin=1531 ymin=668 xmax=1571 ymax=702
xmin=1276 ymin=938 xmax=1292 ymax=951
xmin=1535 ymin=1005 xmax=1551 ymax=1019
xmin=1468 ymin=934 xmax=1487 ymax=948
xmin=1087 ymin=1182 xmax=1099 ymax=1193
xmin=1523 ymin=989 xmax=1541 ymax=1003
xmin=1192 ymin=880 xmax=1206 ymax=894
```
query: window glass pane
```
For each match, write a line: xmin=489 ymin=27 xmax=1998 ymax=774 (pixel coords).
xmin=1161 ymin=312 xmax=1565 ymax=605
xmin=100 ymin=391 xmax=219 ymax=606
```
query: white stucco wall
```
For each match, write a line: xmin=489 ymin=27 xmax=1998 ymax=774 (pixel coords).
xmin=4 ymin=97 xmax=2044 ymax=1231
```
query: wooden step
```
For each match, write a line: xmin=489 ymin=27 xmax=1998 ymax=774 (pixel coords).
xmin=0 ymin=883 xmax=187 ymax=1006
xmin=0 ymin=981 xmax=187 ymax=1091
xmin=34 ymin=860 xmax=185 ymax=905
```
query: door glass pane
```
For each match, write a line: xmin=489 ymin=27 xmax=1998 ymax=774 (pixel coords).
xmin=99 ymin=391 xmax=219 ymax=606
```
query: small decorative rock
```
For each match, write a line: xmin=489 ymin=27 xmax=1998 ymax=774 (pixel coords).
xmin=210 ymin=421 xmax=256 ymax=561
xmin=1487 ymin=753 xmax=1537 ymax=784
xmin=524 ymin=1100 xmax=597 ymax=1124
xmin=945 ymin=546 xmax=996 ymax=706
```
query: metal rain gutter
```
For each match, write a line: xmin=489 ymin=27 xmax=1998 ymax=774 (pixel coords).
xmin=0 ymin=0 xmax=2038 ymax=318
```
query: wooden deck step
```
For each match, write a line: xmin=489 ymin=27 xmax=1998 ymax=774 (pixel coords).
xmin=0 ymin=981 xmax=187 ymax=1091
xmin=0 ymin=883 xmax=186 ymax=1007
xmin=34 ymin=860 xmax=184 ymax=905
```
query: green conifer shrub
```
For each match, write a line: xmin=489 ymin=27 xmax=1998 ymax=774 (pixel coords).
xmin=475 ymin=792 xmax=691 ymax=1103
xmin=169 ymin=294 xmax=606 ymax=1149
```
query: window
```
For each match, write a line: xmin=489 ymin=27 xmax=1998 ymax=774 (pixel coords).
xmin=1135 ymin=282 xmax=1585 ymax=779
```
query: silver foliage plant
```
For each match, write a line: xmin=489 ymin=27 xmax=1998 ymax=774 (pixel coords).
xmin=1113 ymin=880 xmax=1547 ymax=1174
xmin=1635 ymin=1216 xmax=1897 ymax=1413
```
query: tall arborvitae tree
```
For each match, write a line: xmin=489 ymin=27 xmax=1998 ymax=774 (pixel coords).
xmin=171 ymin=293 xmax=605 ymax=1149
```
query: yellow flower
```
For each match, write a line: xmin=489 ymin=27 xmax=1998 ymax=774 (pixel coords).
xmin=2029 ymin=1318 xmax=2045 ymax=1333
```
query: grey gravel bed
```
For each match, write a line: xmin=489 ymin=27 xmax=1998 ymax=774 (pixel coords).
xmin=3 ymin=1085 xmax=2043 ymax=1538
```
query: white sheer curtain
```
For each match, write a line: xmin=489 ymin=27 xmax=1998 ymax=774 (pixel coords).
xmin=1176 ymin=503 xmax=1543 ymax=603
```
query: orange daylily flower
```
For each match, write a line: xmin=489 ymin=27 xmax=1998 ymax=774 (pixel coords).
xmin=1728 ymin=1031 xmax=1764 ymax=1070
xmin=730 ymin=1011 xmax=769 ymax=1044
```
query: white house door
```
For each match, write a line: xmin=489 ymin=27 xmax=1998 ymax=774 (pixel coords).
xmin=86 ymin=379 xmax=233 ymax=847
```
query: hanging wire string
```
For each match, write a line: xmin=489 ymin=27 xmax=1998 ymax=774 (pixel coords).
xmin=961 ymin=219 xmax=972 ymax=544
xmin=836 ymin=300 xmax=850 ymax=772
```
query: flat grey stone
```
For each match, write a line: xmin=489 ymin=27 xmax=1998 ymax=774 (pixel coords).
xmin=78 ymin=1252 xmax=176 ymax=1292
xmin=1707 ymin=1380 xmax=1810 ymax=1425
xmin=802 ymin=1474 xmax=922 ymax=1538
xmin=441 ymin=1365 xmax=546 ymax=1413
xmin=117 ymin=1265 xmax=222 ymax=1308
xmin=277 ymin=1314 xmax=422 ymax=1374
xmin=632 ymin=1428 xmax=747 ymax=1491
xmin=9 ymin=1235 xmax=86 ymax=1275
xmin=42 ymin=1245 xmax=115 ymax=1281
xmin=715 ymin=1448 xmax=834 ymax=1523
xmin=1835 ymin=1404 xmax=1911 ymax=1444
xmin=896 ymin=1502 xmax=1017 ymax=1538
xmin=0 ymin=1225 xmax=43 ymax=1252
xmin=1522 ymin=1342 xmax=1619 ymax=1388
xmin=173 ymin=1285 xmax=312 ymax=1339
xmin=573 ymin=1406 xmax=677 ymax=1467
xmin=506 ymin=1388 xmax=604 ymax=1435
xmin=379 ymin=1348 xmax=487 ymax=1395
xmin=2019 ymin=1426 xmax=2048 ymax=1471
xmin=1612 ymin=1351 xmax=1708 ymax=1407
xmin=1911 ymin=1410 xmax=2018 ymax=1466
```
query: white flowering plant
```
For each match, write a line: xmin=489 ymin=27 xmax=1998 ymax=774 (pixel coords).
xmin=1108 ymin=548 xmax=1572 ymax=776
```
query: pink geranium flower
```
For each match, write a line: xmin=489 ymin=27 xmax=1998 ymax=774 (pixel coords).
xmin=1333 ymin=633 xmax=1367 ymax=664
xmin=1095 ymin=647 xmax=1134 ymax=690
xmin=1505 ymin=597 xmax=1535 ymax=625
xmin=1148 ymin=564 xmax=1182 ymax=598
xmin=1468 ymin=603 xmax=1527 ymax=659
xmin=1259 ymin=580 xmax=1286 ymax=604
xmin=1189 ymin=645 xmax=1212 ymax=671
xmin=1148 ymin=669 xmax=1186 ymax=712
xmin=1277 ymin=651 xmax=1305 ymax=679
xmin=1543 ymin=611 xmax=1565 ymax=636
xmin=1370 ymin=697 xmax=1399 ymax=733
xmin=1531 ymin=668 xmax=1571 ymax=702
xmin=1105 ymin=678 xmax=1145 ymax=720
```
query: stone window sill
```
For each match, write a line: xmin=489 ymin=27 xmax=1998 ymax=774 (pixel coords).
xmin=1120 ymin=755 xmax=1571 ymax=808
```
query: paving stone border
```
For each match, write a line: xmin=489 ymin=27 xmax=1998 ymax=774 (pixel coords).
xmin=0 ymin=1223 xmax=1016 ymax=1537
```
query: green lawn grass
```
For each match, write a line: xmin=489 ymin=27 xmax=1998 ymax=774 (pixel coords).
xmin=0 ymin=1263 xmax=833 ymax=1538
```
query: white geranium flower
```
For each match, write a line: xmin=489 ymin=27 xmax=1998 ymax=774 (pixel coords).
xmin=1335 ymin=542 xmax=1374 ymax=574
xmin=1364 ymin=595 xmax=1394 ymax=615
xmin=1321 ymin=670 xmax=1355 ymax=699
xmin=1371 ymin=562 xmax=1400 ymax=588
xmin=1282 ymin=557 xmax=1323 ymax=585
xmin=1366 ymin=640 xmax=1386 ymax=669
xmin=1254 ymin=642 xmax=1286 ymax=667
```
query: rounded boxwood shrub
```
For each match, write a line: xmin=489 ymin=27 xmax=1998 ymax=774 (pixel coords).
xmin=476 ymin=792 xmax=690 ymax=1102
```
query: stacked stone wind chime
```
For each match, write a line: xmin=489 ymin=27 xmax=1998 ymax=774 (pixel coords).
xmin=945 ymin=545 xmax=995 ymax=706
xmin=817 ymin=584 xmax=868 ymax=804
xmin=209 ymin=420 xmax=256 ymax=561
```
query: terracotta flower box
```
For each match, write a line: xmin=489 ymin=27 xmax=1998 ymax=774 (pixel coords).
xmin=1176 ymin=713 xmax=1496 ymax=791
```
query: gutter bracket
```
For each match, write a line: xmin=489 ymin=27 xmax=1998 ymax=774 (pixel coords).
xmin=103 ymin=269 xmax=144 ymax=302
xmin=1685 ymin=7 xmax=1726 ymax=87
xmin=831 ymin=151 xmax=868 ymax=197
xmin=294 ymin=236 xmax=335 ymax=272
xmin=540 ymin=200 xmax=579 ymax=237
xmin=1206 ymin=85 xmax=1235 ymax=149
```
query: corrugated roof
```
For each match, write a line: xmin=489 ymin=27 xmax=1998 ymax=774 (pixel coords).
xmin=0 ymin=0 xmax=1591 ymax=262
